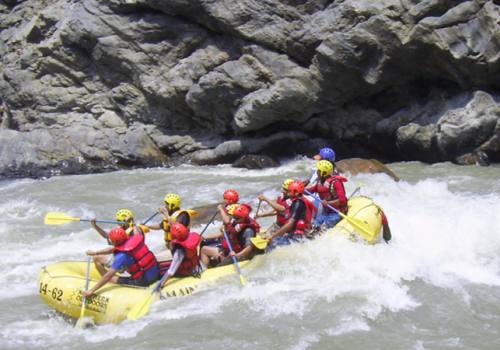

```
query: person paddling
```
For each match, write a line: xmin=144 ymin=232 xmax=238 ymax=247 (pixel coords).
xmin=222 ymin=189 xmax=239 ymax=210
xmin=306 ymin=160 xmax=348 ymax=230
xmin=91 ymin=208 xmax=140 ymax=243
xmin=90 ymin=209 xmax=150 ymax=268
xmin=159 ymin=222 xmax=204 ymax=288
xmin=146 ymin=193 xmax=192 ymax=248
xmin=83 ymin=225 xmax=160 ymax=297
xmin=201 ymin=203 xmax=259 ymax=266
xmin=305 ymin=147 xmax=336 ymax=186
xmin=263 ymin=180 xmax=316 ymax=248
xmin=255 ymin=179 xmax=293 ymax=234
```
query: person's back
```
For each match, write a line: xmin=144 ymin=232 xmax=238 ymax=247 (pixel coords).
xmin=113 ymin=231 xmax=159 ymax=285
xmin=159 ymin=223 xmax=203 ymax=287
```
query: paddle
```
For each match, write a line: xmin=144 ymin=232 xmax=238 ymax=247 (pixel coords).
xmin=142 ymin=211 xmax=159 ymax=225
xmin=221 ymin=228 xmax=248 ymax=286
xmin=253 ymin=200 xmax=262 ymax=219
xmin=127 ymin=270 xmax=170 ymax=321
xmin=250 ymin=235 xmax=268 ymax=250
xmin=200 ymin=210 xmax=219 ymax=236
xmin=304 ymin=189 xmax=374 ymax=241
xmin=44 ymin=212 xmax=123 ymax=226
xmin=75 ymin=256 xmax=92 ymax=328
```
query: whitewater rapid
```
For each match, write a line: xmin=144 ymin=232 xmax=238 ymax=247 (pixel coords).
xmin=1 ymin=159 xmax=499 ymax=349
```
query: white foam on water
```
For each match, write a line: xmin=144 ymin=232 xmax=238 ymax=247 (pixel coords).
xmin=1 ymin=161 xmax=500 ymax=348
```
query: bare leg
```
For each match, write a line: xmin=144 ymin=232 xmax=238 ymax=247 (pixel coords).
xmin=93 ymin=255 xmax=119 ymax=283
xmin=93 ymin=255 xmax=109 ymax=276
xmin=200 ymin=246 xmax=222 ymax=267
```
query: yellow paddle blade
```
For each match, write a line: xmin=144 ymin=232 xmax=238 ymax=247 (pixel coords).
xmin=75 ymin=316 xmax=93 ymax=328
xmin=127 ymin=291 xmax=160 ymax=321
xmin=44 ymin=212 xmax=81 ymax=225
xmin=187 ymin=209 xmax=198 ymax=218
xmin=239 ymin=274 xmax=248 ymax=286
xmin=250 ymin=236 xmax=268 ymax=250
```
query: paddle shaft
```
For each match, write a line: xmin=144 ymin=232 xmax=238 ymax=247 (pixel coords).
xmin=305 ymin=189 xmax=345 ymax=218
xmin=305 ymin=189 xmax=373 ymax=239
xmin=153 ymin=269 xmax=171 ymax=293
xmin=348 ymin=186 xmax=361 ymax=199
xmin=221 ymin=229 xmax=245 ymax=277
xmin=200 ymin=210 xmax=219 ymax=236
xmin=253 ymin=200 xmax=262 ymax=219
xmin=79 ymin=257 xmax=91 ymax=318
xmin=142 ymin=211 xmax=159 ymax=225
xmin=80 ymin=219 xmax=124 ymax=225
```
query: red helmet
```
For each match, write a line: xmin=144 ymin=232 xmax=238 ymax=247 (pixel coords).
xmin=223 ymin=189 xmax=239 ymax=204
xmin=109 ymin=226 xmax=128 ymax=246
xmin=233 ymin=204 xmax=250 ymax=219
xmin=288 ymin=180 xmax=304 ymax=196
xmin=295 ymin=219 xmax=307 ymax=234
xmin=171 ymin=222 xmax=189 ymax=241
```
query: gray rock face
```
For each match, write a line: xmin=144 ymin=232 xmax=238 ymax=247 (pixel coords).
xmin=1 ymin=0 xmax=499 ymax=178
xmin=232 ymin=154 xmax=280 ymax=169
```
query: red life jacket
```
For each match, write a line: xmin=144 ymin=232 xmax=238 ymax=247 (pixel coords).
xmin=114 ymin=233 xmax=157 ymax=280
xmin=291 ymin=196 xmax=316 ymax=235
xmin=312 ymin=175 xmax=348 ymax=213
xmin=170 ymin=232 xmax=201 ymax=277
xmin=222 ymin=217 xmax=260 ymax=254
xmin=276 ymin=195 xmax=291 ymax=226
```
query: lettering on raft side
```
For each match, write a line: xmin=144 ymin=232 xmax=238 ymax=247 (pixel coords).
xmin=164 ymin=287 xmax=195 ymax=298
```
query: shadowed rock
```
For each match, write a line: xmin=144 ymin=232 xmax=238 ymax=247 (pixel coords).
xmin=232 ymin=154 xmax=280 ymax=169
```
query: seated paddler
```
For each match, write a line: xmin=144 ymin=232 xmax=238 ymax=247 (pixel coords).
xmin=306 ymin=160 xmax=348 ymax=229
xmin=146 ymin=193 xmax=194 ymax=249
xmin=90 ymin=208 xmax=147 ymax=242
xmin=263 ymin=180 xmax=316 ymax=248
xmin=255 ymin=178 xmax=293 ymax=235
xmin=201 ymin=203 xmax=260 ymax=267
xmin=159 ymin=222 xmax=204 ymax=287
xmin=83 ymin=225 xmax=160 ymax=297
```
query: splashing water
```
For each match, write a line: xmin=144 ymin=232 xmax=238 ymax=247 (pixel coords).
xmin=1 ymin=159 xmax=499 ymax=349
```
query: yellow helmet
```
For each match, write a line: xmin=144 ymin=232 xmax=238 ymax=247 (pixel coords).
xmin=164 ymin=193 xmax=181 ymax=210
xmin=227 ymin=204 xmax=239 ymax=216
xmin=317 ymin=160 xmax=334 ymax=177
xmin=115 ymin=208 xmax=133 ymax=222
xmin=282 ymin=178 xmax=294 ymax=191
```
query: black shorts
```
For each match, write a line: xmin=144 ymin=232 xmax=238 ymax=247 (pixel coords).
xmin=117 ymin=276 xmax=152 ymax=287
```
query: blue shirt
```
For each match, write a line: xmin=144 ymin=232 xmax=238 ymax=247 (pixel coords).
xmin=112 ymin=252 xmax=159 ymax=284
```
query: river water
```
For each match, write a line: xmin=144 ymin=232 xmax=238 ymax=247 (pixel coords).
xmin=0 ymin=158 xmax=499 ymax=349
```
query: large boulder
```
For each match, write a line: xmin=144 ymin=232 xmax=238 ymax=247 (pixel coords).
xmin=337 ymin=158 xmax=400 ymax=181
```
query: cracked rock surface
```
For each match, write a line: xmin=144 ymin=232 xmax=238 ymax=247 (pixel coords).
xmin=1 ymin=0 xmax=499 ymax=178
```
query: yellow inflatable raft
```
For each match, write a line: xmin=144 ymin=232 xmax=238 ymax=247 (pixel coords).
xmin=330 ymin=195 xmax=383 ymax=244
xmin=38 ymin=258 xmax=261 ymax=324
xmin=38 ymin=196 xmax=384 ymax=324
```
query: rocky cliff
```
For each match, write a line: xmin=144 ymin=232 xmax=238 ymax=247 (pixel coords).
xmin=1 ymin=0 xmax=499 ymax=178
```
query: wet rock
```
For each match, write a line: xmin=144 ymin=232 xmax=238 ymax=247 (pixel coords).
xmin=232 ymin=155 xmax=280 ymax=169
xmin=455 ymin=151 xmax=490 ymax=166
xmin=336 ymin=158 xmax=400 ymax=181
xmin=191 ymin=131 xmax=308 ymax=165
